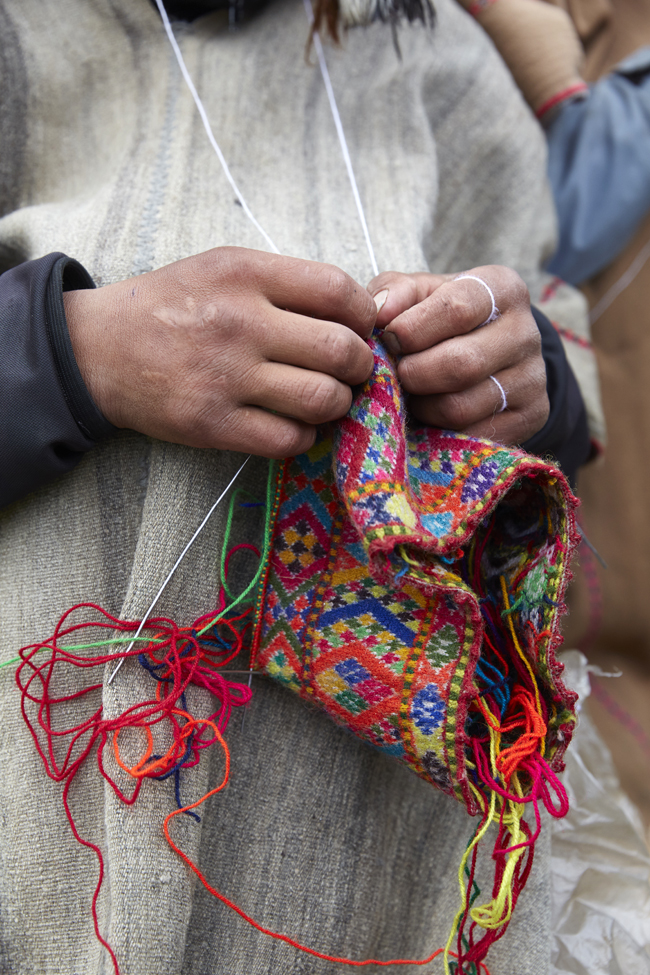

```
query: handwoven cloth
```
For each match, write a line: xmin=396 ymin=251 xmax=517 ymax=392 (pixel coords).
xmin=252 ymin=335 xmax=578 ymax=961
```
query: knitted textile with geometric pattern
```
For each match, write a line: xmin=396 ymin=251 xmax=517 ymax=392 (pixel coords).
xmin=252 ymin=334 xmax=579 ymax=967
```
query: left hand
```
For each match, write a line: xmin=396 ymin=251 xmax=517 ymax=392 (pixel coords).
xmin=368 ymin=265 xmax=549 ymax=445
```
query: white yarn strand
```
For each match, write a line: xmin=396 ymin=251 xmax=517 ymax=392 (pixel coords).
xmin=304 ymin=0 xmax=380 ymax=279
xmin=109 ymin=3 xmax=380 ymax=686
xmin=154 ymin=0 xmax=279 ymax=254
xmin=455 ymin=274 xmax=499 ymax=327
xmin=489 ymin=375 xmax=507 ymax=413
xmin=589 ymin=233 xmax=650 ymax=325
xmin=107 ymin=455 xmax=251 ymax=684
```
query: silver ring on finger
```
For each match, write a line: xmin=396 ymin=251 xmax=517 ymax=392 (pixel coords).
xmin=455 ymin=274 xmax=500 ymax=327
xmin=489 ymin=375 xmax=507 ymax=413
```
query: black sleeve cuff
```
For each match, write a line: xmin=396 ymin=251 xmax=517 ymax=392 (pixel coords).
xmin=45 ymin=256 xmax=115 ymax=441
xmin=522 ymin=306 xmax=591 ymax=489
xmin=0 ymin=252 xmax=116 ymax=509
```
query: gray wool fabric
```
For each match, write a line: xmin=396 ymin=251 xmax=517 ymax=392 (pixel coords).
xmin=0 ymin=0 xmax=583 ymax=971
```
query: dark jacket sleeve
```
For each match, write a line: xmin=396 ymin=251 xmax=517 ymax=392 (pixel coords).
xmin=522 ymin=306 xmax=590 ymax=488
xmin=0 ymin=253 xmax=115 ymax=509
xmin=0 ymin=260 xmax=589 ymax=507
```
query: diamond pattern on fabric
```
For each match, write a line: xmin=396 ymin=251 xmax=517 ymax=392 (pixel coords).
xmin=252 ymin=335 xmax=578 ymax=807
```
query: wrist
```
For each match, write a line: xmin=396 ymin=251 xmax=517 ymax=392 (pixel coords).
xmin=63 ymin=287 xmax=124 ymax=430
xmin=469 ymin=0 xmax=585 ymax=115
xmin=49 ymin=258 xmax=117 ymax=440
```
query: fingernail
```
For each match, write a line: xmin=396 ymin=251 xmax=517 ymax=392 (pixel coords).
xmin=373 ymin=289 xmax=389 ymax=313
xmin=382 ymin=330 xmax=401 ymax=355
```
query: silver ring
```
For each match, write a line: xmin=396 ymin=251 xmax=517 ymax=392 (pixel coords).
xmin=489 ymin=375 xmax=507 ymax=413
xmin=455 ymin=274 xmax=500 ymax=327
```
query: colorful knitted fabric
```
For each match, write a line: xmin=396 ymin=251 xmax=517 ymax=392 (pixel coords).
xmin=251 ymin=335 xmax=578 ymax=967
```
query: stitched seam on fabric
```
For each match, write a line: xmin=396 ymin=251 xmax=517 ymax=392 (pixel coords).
xmin=399 ymin=601 xmax=438 ymax=774
xmin=445 ymin=602 xmax=479 ymax=804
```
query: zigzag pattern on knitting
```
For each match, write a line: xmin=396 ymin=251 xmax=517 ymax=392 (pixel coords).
xmin=251 ymin=337 xmax=578 ymax=808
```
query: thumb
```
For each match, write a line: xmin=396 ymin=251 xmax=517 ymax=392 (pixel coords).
xmin=367 ymin=271 xmax=450 ymax=329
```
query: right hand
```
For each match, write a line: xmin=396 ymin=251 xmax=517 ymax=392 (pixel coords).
xmin=64 ymin=247 xmax=376 ymax=458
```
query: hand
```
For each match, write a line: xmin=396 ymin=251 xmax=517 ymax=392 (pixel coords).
xmin=64 ymin=247 xmax=376 ymax=458
xmin=454 ymin=0 xmax=585 ymax=116
xmin=369 ymin=266 xmax=549 ymax=445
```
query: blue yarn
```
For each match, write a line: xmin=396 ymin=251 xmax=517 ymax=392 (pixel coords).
xmin=475 ymin=657 xmax=511 ymax=713
xmin=438 ymin=554 xmax=457 ymax=565
xmin=175 ymin=768 xmax=201 ymax=822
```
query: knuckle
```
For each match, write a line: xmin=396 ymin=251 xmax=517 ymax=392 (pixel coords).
xmin=203 ymin=299 xmax=240 ymax=343
xmin=397 ymin=353 xmax=426 ymax=393
xmin=519 ymin=393 xmax=550 ymax=440
xmin=188 ymin=398 xmax=232 ymax=447
xmin=532 ymin=360 xmax=548 ymax=393
xmin=371 ymin=271 xmax=402 ymax=291
xmin=438 ymin=391 xmax=471 ymax=429
xmin=211 ymin=246 xmax=254 ymax=288
xmin=322 ymin=327 xmax=359 ymax=377
xmin=302 ymin=376 xmax=349 ymax=421
xmin=320 ymin=263 xmax=352 ymax=305
xmin=444 ymin=343 xmax=484 ymax=388
xmin=526 ymin=320 xmax=544 ymax=354
xmin=499 ymin=265 xmax=528 ymax=302
xmin=533 ymin=389 xmax=550 ymax=426
xmin=199 ymin=294 xmax=264 ymax=347
xmin=520 ymin=350 xmax=547 ymax=392
xmin=440 ymin=292 xmax=474 ymax=333
xmin=269 ymin=422 xmax=315 ymax=458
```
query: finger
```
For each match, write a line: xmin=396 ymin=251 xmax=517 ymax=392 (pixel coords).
xmin=366 ymin=271 xmax=450 ymax=329
xmin=214 ymin=407 xmax=317 ymax=458
xmin=261 ymin=310 xmax=374 ymax=386
xmin=225 ymin=248 xmax=378 ymax=339
xmin=381 ymin=265 xmax=528 ymax=355
xmin=398 ymin=307 xmax=542 ymax=396
xmin=246 ymin=362 xmax=354 ymax=425
xmin=409 ymin=375 xmax=513 ymax=429
xmin=408 ymin=365 xmax=549 ymax=446
xmin=462 ymin=398 xmax=549 ymax=445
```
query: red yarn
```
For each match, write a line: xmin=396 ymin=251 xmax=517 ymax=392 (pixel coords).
xmin=163 ymin=732 xmax=492 ymax=972
xmin=17 ymin=601 xmax=492 ymax=974
xmin=16 ymin=600 xmax=253 ymax=975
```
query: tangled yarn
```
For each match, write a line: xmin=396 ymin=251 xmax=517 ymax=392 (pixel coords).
xmin=16 ymin=597 xmax=253 ymax=972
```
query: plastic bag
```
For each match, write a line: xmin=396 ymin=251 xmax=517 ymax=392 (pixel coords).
xmin=552 ymin=650 xmax=650 ymax=975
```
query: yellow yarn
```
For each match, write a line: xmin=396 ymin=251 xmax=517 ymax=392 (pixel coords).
xmin=499 ymin=575 xmax=544 ymax=731
xmin=443 ymin=577 xmax=543 ymax=970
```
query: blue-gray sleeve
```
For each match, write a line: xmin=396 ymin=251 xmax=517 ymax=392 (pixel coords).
xmin=545 ymin=46 xmax=650 ymax=285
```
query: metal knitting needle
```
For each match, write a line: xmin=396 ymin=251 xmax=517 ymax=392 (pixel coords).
xmin=240 ymin=661 xmax=254 ymax=733
xmin=576 ymin=523 xmax=608 ymax=570
xmin=107 ymin=455 xmax=251 ymax=685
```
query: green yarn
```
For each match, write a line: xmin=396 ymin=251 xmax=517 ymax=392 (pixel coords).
xmin=2 ymin=459 xmax=276 ymax=669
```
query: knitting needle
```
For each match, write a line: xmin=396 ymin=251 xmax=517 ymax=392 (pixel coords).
xmin=576 ymin=523 xmax=608 ymax=569
xmin=107 ymin=455 xmax=251 ymax=685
